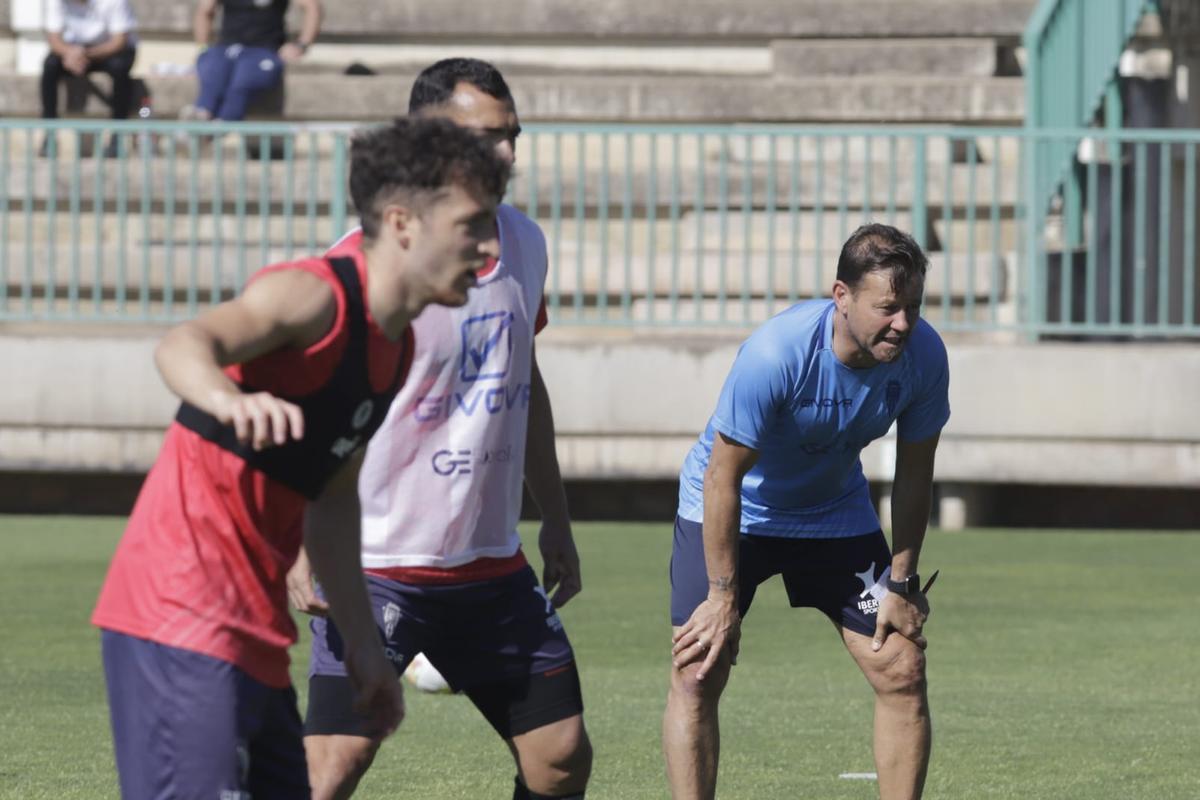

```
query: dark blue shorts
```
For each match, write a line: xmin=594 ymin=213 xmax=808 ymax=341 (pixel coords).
xmin=307 ymin=565 xmax=580 ymax=738
xmin=101 ymin=629 xmax=308 ymax=800
xmin=669 ymin=516 xmax=894 ymax=637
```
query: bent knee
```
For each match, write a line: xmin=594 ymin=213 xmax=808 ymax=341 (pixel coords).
xmin=305 ymin=734 xmax=380 ymax=794
xmin=517 ymin=719 xmax=593 ymax=790
xmin=550 ymin=726 xmax=593 ymax=780
xmin=669 ymin=659 xmax=729 ymax=706
xmin=871 ymin=643 xmax=927 ymax=696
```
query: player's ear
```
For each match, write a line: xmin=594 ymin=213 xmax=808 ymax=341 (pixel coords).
xmin=832 ymin=279 xmax=852 ymax=313
xmin=381 ymin=203 xmax=419 ymax=249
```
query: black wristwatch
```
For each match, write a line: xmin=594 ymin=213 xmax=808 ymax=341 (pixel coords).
xmin=887 ymin=573 xmax=921 ymax=595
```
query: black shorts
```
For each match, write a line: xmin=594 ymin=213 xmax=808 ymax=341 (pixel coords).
xmin=306 ymin=663 xmax=583 ymax=741
xmin=669 ymin=515 xmax=894 ymax=637
xmin=305 ymin=566 xmax=582 ymax=740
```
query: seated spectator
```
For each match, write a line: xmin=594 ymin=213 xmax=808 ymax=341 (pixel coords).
xmin=41 ymin=0 xmax=139 ymax=156
xmin=184 ymin=0 xmax=322 ymax=123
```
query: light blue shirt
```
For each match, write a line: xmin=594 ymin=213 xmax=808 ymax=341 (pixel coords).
xmin=677 ymin=299 xmax=950 ymax=538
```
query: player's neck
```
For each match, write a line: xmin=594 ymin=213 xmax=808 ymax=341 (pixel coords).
xmin=362 ymin=239 xmax=421 ymax=341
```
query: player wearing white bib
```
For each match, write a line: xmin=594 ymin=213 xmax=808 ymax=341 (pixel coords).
xmin=288 ymin=59 xmax=591 ymax=800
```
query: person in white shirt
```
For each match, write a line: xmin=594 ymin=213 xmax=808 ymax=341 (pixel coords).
xmin=287 ymin=59 xmax=592 ymax=800
xmin=41 ymin=0 xmax=138 ymax=154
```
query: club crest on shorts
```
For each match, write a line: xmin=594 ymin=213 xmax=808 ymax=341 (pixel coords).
xmin=236 ymin=744 xmax=250 ymax=783
xmin=382 ymin=601 xmax=402 ymax=638
xmin=533 ymin=586 xmax=564 ymax=632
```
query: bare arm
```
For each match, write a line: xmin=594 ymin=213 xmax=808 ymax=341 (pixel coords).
xmin=873 ymin=433 xmax=940 ymax=651
xmin=304 ymin=453 xmax=404 ymax=736
xmin=46 ymin=31 xmax=89 ymax=75
xmin=45 ymin=31 xmax=77 ymax=58
xmin=194 ymin=0 xmax=218 ymax=46
xmin=154 ymin=269 xmax=334 ymax=448
xmin=83 ymin=32 xmax=128 ymax=61
xmin=672 ymin=433 xmax=759 ymax=679
xmin=293 ymin=0 xmax=322 ymax=47
xmin=285 ymin=543 xmax=328 ymax=616
xmin=890 ymin=433 xmax=939 ymax=581
xmin=701 ymin=434 xmax=757 ymax=601
xmin=523 ymin=348 xmax=580 ymax=607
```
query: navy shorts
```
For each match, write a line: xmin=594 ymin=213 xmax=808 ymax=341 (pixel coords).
xmin=101 ymin=629 xmax=308 ymax=800
xmin=306 ymin=565 xmax=581 ymax=739
xmin=669 ymin=516 xmax=894 ymax=637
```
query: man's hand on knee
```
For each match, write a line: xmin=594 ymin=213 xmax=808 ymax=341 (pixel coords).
xmin=672 ymin=598 xmax=741 ymax=679
xmin=872 ymin=590 xmax=930 ymax=652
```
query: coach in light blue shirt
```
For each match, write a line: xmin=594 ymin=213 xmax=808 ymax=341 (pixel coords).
xmin=663 ymin=223 xmax=949 ymax=800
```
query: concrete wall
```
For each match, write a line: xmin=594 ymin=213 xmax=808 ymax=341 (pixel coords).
xmin=0 ymin=71 xmax=1025 ymax=122
xmin=119 ymin=0 xmax=1036 ymax=39
xmin=3 ymin=327 xmax=1197 ymax=491
xmin=5 ymin=0 xmax=1034 ymax=44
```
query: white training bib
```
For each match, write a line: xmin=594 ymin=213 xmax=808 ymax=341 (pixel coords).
xmin=342 ymin=205 xmax=548 ymax=568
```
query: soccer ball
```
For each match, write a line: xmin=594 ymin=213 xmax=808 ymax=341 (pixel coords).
xmin=403 ymin=652 xmax=454 ymax=694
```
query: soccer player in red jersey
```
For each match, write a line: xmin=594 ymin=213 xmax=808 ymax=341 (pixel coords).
xmin=91 ymin=116 xmax=509 ymax=800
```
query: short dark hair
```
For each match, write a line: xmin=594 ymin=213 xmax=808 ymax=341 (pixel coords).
xmin=836 ymin=223 xmax=928 ymax=290
xmin=408 ymin=58 xmax=513 ymax=114
xmin=349 ymin=117 xmax=509 ymax=239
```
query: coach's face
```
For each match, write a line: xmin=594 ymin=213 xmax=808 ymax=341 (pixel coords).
xmin=834 ymin=267 xmax=924 ymax=366
xmin=431 ymin=82 xmax=521 ymax=168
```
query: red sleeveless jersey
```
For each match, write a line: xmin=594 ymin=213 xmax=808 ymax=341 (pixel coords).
xmin=92 ymin=250 xmax=413 ymax=688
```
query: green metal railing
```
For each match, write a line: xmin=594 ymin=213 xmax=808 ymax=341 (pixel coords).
xmin=1 ymin=118 xmax=1198 ymax=336
xmin=1023 ymin=0 xmax=1153 ymax=232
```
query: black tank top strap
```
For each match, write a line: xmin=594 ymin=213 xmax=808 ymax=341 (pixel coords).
xmin=175 ymin=255 xmax=404 ymax=499
xmin=326 ymin=255 xmax=368 ymax=386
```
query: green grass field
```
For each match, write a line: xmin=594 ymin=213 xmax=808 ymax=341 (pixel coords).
xmin=1 ymin=516 xmax=1198 ymax=799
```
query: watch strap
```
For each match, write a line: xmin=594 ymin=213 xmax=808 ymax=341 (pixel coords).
xmin=887 ymin=573 xmax=921 ymax=595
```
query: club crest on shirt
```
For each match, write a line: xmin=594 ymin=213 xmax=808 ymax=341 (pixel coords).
xmin=351 ymin=399 xmax=374 ymax=430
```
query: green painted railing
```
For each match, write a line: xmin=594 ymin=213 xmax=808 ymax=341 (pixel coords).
xmin=1 ymin=118 xmax=1198 ymax=337
xmin=1023 ymin=0 xmax=1153 ymax=231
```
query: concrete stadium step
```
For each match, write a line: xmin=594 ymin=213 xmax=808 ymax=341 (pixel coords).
xmin=4 ymin=240 xmax=1006 ymax=308
xmin=511 ymin=155 xmax=1022 ymax=211
xmin=5 ymin=125 xmax=1014 ymax=165
xmin=126 ymin=39 xmax=772 ymax=80
xmin=1 ymin=145 xmax=345 ymax=215
xmin=1 ymin=243 xmax=285 ymax=306
xmin=0 ymin=201 xmax=1017 ymax=258
xmin=537 ymin=211 xmax=1018 ymax=259
xmin=931 ymin=217 xmax=1022 ymax=253
xmin=127 ymin=0 xmax=1037 ymax=39
xmin=0 ymin=213 xmax=343 ymax=248
xmin=0 ymin=73 xmax=1026 ymax=123
xmin=771 ymin=39 xmax=998 ymax=78
xmin=3 ymin=146 xmax=1022 ymax=213
xmin=664 ymin=210 xmax=918 ymax=251
xmin=547 ymin=250 xmax=1005 ymax=300
xmin=620 ymin=296 xmax=1012 ymax=327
